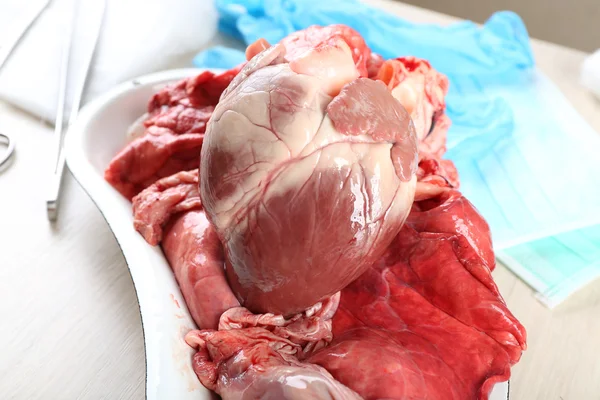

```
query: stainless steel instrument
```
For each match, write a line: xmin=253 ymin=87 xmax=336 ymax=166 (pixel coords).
xmin=46 ymin=0 xmax=106 ymax=221
xmin=0 ymin=132 xmax=15 ymax=168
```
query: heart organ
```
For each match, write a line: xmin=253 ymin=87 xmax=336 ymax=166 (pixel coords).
xmin=199 ymin=42 xmax=418 ymax=316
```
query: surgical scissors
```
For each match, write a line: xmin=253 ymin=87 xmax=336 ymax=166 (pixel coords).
xmin=0 ymin=132 xmax=15 ymax=169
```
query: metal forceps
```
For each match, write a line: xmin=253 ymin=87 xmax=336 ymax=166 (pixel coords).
xmin=46 ymin=0 xmax=105 ymax=221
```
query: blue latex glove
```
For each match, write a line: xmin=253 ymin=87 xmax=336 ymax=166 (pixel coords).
xmin=193 ymin=45 xmax=246 ymax=70
xmin=218 ymin=0 xmax=533 ymax=74
xmin=194 ymin=0 xmax=600 ymax=307
xmin=200 ymin=2 xmax=532 ymax=157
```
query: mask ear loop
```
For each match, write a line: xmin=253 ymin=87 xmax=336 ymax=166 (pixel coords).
xmin=0 ymin=132 xmax=15 ymax=168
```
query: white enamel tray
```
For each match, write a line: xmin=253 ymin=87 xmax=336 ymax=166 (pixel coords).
xmin=64 ymin=69 xmax=510 ymax=400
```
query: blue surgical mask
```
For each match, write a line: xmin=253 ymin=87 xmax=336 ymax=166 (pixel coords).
xmin=497 ymin=225 xmax=600 ymax=308
xmin=452 ymin=68 xmax=600 ymax=307
xmin=195 ymin=0 xmax=600 ymax=307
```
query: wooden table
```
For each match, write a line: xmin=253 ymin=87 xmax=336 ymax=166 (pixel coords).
xmin=1 ymin=1 xmax=599 ymax=399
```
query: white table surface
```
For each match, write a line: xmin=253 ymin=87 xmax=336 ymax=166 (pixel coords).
xmin=1 ymin=1 xmax=600 ymax=399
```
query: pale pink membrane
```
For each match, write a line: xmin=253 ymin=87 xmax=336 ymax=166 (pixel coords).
xmin=374 ymin=56 xmax=459 ymax=188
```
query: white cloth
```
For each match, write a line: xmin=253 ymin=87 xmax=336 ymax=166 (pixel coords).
xmin=0 ymin=0 xmax=217 ymax=122
xmin=581 ymin=49 xmax=600 ymax=101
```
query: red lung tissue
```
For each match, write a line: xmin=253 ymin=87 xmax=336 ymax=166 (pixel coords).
xmin=107 ymin=24 xmax=526 ymax=400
